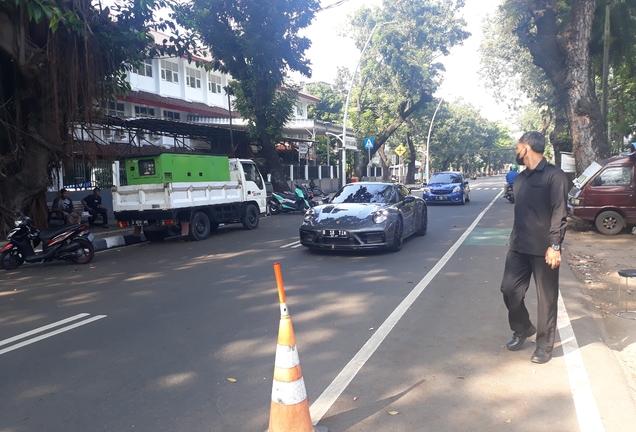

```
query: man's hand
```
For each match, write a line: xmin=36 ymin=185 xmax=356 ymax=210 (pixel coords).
xmin=545 ymin=247 xmax=562 ymax=269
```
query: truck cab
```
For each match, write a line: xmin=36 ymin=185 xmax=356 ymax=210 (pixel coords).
xmin=568 ymin=154 xmax=636 ymax=235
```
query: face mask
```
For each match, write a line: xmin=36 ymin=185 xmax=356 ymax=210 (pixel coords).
xmin=515 ymin=148 xmax=525 ymax=166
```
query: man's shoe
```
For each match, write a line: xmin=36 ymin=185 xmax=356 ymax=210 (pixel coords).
xmin=506 ymin=325 xmax=536 ymax=351
xmin=531 ymin=348 xmax=552 ymax=364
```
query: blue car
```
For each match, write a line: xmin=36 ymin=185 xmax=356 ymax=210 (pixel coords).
xmin=423 ymin=171 xmax=471 ymax=205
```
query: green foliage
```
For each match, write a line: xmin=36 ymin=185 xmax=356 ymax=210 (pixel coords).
xmin=344 ymin=0 xmax=469 ymax=178
xmin=426 ymin=100 xmax=513 ymax=172
xmin=305 ymin=82 xmax=344 ymax=123
xmin=172 ymin=0 xmax=319 ymax=189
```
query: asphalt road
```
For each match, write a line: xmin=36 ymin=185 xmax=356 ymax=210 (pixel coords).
xmin=1 ymin=176 xmax=635 ymax=431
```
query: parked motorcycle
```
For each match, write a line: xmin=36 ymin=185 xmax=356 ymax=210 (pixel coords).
xmin=504 ymin=184 xmax=515 ymax=203
xmin=268 ymin=184 xmax=311 ymax=215
xmin=1 ymin=213 xmax=95 ymax=270
xmin=296 ymin=183 xmax=319 ymax=207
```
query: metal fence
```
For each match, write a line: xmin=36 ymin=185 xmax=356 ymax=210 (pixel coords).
xmin=62 ymin=160 xmax=126 ymax=190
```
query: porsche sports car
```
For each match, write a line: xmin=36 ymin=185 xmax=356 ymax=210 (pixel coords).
xmin=422 ymin=171 xmax=471 ymax=205
xmin=299 ymin=182 xmax=427 ymax=251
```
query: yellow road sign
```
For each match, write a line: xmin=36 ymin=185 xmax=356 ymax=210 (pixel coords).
xmin=394 ymin=144 xmax=407 ymax=156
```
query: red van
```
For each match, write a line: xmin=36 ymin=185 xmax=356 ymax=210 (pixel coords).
xmin=568 ymin=154 xmax=636 ymax=235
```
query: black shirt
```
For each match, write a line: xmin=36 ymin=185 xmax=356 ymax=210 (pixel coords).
xmin=83 ymin=194 xmax=102 ymax=210
xmin=509 ymin=158 xmax=568 ymax=256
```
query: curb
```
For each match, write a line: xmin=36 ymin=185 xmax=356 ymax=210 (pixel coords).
xmin=92 ymin=233 xmax=147 ymax=252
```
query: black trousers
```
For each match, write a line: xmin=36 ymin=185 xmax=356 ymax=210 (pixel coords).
xmin=87 ymin=208 xmax=108 ymax=225
xmin=500 ymin=250 xmax=560 ymax=353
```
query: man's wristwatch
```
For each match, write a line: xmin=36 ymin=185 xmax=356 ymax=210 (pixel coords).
xmin=551 ymin=244 xmax=561 ymax=251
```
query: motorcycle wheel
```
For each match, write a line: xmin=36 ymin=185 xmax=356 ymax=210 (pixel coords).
xmin=268 ymin=200 xmax=281 ymax=215
xmin=1 ymin=248 xmax=24 ymax=270
xmin=72 ymin=238 xmax=95 ymax=264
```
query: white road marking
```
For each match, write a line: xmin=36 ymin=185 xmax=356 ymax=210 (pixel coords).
xmin=0 ymin=313 xmax=90 ymax=347
xmin=291 ymin=244 xmax=304 ymax=249
xmin=557 ymin=293 xmax=605 ymax=432
xmin=0 ymin=315 xmax=107 ymax=356
xmin=281 ymin=241 xmax=301 ymax=249
xmin=309 ymin=192 xmax=503 ymax=425
xmin=310 ymin=195 xmax=605 ymax=432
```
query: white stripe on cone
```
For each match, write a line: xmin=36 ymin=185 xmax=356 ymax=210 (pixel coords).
xmin=275 ymin=344 xmax=300 ymax=369
xmin=272 ymin=377 xmax=308 ymax=406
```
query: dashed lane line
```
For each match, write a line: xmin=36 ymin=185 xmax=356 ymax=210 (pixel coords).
xmin=281 ymin=240 xmax=301 ymax=248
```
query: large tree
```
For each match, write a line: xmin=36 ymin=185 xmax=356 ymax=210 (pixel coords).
xmin=0 ymin=0 xmax=192 ymax=233
xmin=346 ymin=0 xmax=469 ymax=179
xmin=173 ymin=0 xmax=320 ymax=192
xmin=502 ymin=0 xmax=609 ymax=172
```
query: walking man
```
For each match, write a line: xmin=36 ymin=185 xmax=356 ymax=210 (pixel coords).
xmin=500 ymin=131 xmax=568 ymax=364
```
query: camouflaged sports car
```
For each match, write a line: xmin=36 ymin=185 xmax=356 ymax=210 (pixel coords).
xmin=299 ymin=182 xmax=427 ymax=252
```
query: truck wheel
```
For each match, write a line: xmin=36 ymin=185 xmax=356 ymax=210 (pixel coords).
xmin=241 ymin=204 xmax=259 ymax=230
xmin=144 ymin=229 xmax=168 ymax=242
xmin=595 ymin=211 xmax=625 ymax=235
xmin=189 ymin=211 xmax=211 ymax=241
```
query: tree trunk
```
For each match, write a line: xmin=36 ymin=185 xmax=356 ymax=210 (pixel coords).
xmin=563 ymin=0 xmax=610 ymax=172
xmin=549 ymin=108 xmax=570 ymax=170
xmin=405 ymin=130 xmax=416 ymax=184
xmin=514 ymin=0 xmax=609 ymax=174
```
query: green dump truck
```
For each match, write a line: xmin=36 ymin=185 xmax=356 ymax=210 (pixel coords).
xmin=112 ymin=153 xmax=267 ymax=242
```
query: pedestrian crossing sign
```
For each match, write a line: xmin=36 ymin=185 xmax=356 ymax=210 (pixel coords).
xmin=364 ymin=138 xmax=374 ymax=150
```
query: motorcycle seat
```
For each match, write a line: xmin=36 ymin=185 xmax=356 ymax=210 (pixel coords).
xmin=278 ymin=191 xmax=298 ymax=200
xmin=39 ymin=223 xmax=83 ymax=243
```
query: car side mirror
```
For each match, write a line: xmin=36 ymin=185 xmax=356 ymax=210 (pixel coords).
xmin=404 ymin=195 xmax=415 ymax=203
xmin=464 ymin=180 xmax=469 ymax=185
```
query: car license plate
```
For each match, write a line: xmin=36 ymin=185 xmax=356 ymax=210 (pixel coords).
xmin=323 ymin=229 xmax=347 ymax=238
xmin=132 ymin=220 xmax=149 ymax=226
xmin=435 ymin=196 xmax=448 ymax=200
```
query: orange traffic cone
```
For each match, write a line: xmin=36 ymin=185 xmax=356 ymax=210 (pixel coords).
xmin=267 ymin=262 xmax=328 ymax=432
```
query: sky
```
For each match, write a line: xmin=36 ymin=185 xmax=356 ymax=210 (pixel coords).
xmin=296 ymin=0 xmax=508 ymax=123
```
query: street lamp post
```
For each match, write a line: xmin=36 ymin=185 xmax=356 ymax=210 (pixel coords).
xmin=425 ymin=98 xmax=443 ymax=185
xmin=324 ymin=131 xmax=342 ymax=169
xmin=341 ymin=21 xmax=397 ymax=188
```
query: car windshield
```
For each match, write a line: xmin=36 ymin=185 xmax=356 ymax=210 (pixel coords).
xmin=331 ymin=184 xmax=398 ymax=204
xmin=429 ymin=173 xmax=462 ymax=184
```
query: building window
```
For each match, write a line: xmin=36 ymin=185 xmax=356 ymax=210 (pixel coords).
xmin=133 ymin=59 xmax=153 ymax=77
xmin=134 ymin=106 xmax=155 ymax=117
xmin=186 ymin=68 xmax=202 ymax=89
xmin=296 ymin=104 xmax=304 ymax=116
xmin=160 ymin=60 xmax=179 ymax=83
xmin=163 ymin=110 xmax=181 ymax=120
xmin=208 ymin=74 xmax=222 ymax=93
xmin=101 ymin=101 xmax=125 ymax=117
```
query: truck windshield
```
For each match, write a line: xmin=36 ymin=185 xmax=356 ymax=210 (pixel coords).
xmin=331 ymin=184 xmax=397 ymax=204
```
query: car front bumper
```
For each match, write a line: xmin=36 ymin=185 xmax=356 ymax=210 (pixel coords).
xmin=424 ymin=192 xmax=463 ymax=203
xmin=299 ymin=226 xmax=395 ymax=250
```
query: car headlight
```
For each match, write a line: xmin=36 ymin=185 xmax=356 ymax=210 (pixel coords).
xmin=423 ymin=187 xmax=431 ymax=194
xmin=373 ymin=209 xmax=390 ymax=224
xmin=303 ymin=207 xmax=317 ymax=222
xmin=452 ymin=186 xmax=461 ymax=193
xmin=571 ymin=198 xmax=581 ymax=206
